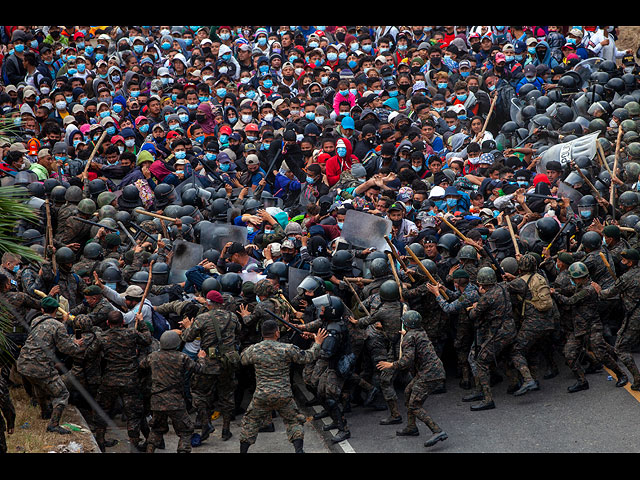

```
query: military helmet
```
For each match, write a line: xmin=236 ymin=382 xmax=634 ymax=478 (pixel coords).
xmin=268 ymin=261 xmax=288 ymax=281
xmin=43 ymin=178 xmax=61 ymax=195
xmin=402 ymin=310 xmax=422 ymax=330
xmin=379 ymin=280 xmax=400 ymax=302
xmin=321 ymin=295 xmax=345 ymax=322
xmin=297 ymin=275 xmax=326 ymax=296
xmin=83 ymin=242 xmax=103 ymax=260
xmin=625 ymin=101 xmax=640 ymax=117
xmin=311 ymin=256 xmax=332 ymax=279
xmin=421 ymin=259 xmax=437 ymax=276
xmin=437 ymin=233 xmax=461 ymax=257
xmin=406 ymin=243 xmax=425 ymax=260
xmin=476 ymin=267 xmax=497 ymax=285
xmin=255 ymin=279 xmax=278 ymax=298
xmin=88 ymin=178 xmax=107 ymax=198
xmin=568 ymin=261 xmax=589 ymax=279
xmin=518 ymin=253 xmax=538 ymax=273
xmin=589 ymin=118 xmax=607 ymax=134
xmin=581 ymin=231 xmax=603 ymax=251
xmin=203 ymin=248 xmax=220 ymax=264
xmin=619 ymin=191 xmax=639 ymax=209
xmin=627 ymin=144 xmax=640 ymax=159
xmin=219 ymin=272 xmax=243 ymax=295
xmin=331 ymin=250 xmax=354 ymax=272
xmin=536 ymin=217 xmax=560 ymax=243
xmin=160 ymin=330 xmax=182 ymax=351
xmin=458 ymin=245 xmax=478 ymax=261
xmin=489 ymin=228 xmax=512 ymax=248
xmin=102 ymin=266 xmax=122 ymax=283
xmin=500 ymin=257 xmax=519 ymax=275
xmin=98 ymin=204 xmax=118 ymax=220
xmin=201 ymin=276 xmax=221 ymax=296
xmin=621 ymin=119 xmax=637 ymax=133
xmin=64 ymin=185 xmax=83 ymax=203
xmin=55 ymin=246 xmax=75 ymax=264
xmin=370 ymin=257 xmax=390 ymax=278
xmin=130 ymin=271 xmax=150 ymax=284
xmin=77 ymin=198 xmax=97 ymax=215
xmin=96 ymin=191 xmax=117 ymax=209
xmin=621 ymin=214 xmax=640 ymax=229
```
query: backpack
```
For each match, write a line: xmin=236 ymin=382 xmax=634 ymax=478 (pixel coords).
xmin=521 ymin=273 xmax=554 ymax=313
xmin=151 ymin=309 xmax=171 ymax=340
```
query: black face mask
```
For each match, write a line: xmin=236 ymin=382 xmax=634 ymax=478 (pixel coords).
xmin=301 ymin=150 xmax=313 ymax=157
xmin=469 ymin=85 xmax=479 ymax=93
xmin=391 ymin=218 xmax=403 ymax=228
xmin=336 ymin=32 xmax=346 ymax=42
xmin=280 ymin=109 xmax=290 ymax=118
xmin=430 ymin=57 xmax=441 ymax=66
xmin=196 ymin=114 xmax=206 ymax=124
xmin=471 ymin=43 xmax=481 ymax=53
xmin=282 ymin=252 xmax=295 ymax=263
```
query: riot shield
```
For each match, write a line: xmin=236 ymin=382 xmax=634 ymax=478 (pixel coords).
xmin=341 ymin=209 xmax=392 ymax=253
xmin=174 ymin=175 xmax=205 ymax=203
xmin=557 ymin=181 xmax=584 ymax=210
xmin=518 ymin=221 xmax=539 ymax=250
xmin=168 ymin=240 xmax=203 ymax=284
xmin=511 ymin=97 xmax=524 ymax=127
xmin=288 ymin=267 xmax=310 ymax=300
xmin=572 ymin=57 xmax=605 ymax=89
xmin=200 ymin=223 xmax=248 ymax=252
xmin=537 ymin=131 xmax=600 ymax=173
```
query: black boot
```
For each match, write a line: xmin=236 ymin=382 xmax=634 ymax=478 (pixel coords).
xmin=293 ymin=439 xmax=304 ymax=453
xmin=615 ymin=373 xmax=629 ymax=388
xmin=513 ymin=379 xmax=540 ymax=397
xmin=330 ymin=405 xmax=351 ymax=444
xmin=200 ymin=421 xmax=215 ymax=442
xmin=240 ymin=441 xmax=250 ymax=454
xmin=379 ymin=399 xmax=402 ymax=425
xmin=470 ymin=400 xmax=495 ymax=411
xmin=567 ymin=380 xmax=589 ymax=393
xmin=46 ymin=405 xmax=70 ymax=435
xmin=221 ymin=416 xmax=232 ymax=441
xmin=461 ymin=391 xmax=484 ymax=403
xmin=312 ymin=409 xmax=330 ymax=420
xmin=424 ymin=431 xmax=448 ymax=448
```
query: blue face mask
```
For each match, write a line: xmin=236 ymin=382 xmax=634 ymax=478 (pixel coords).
xmin=14 ymin=44 xmax=25 ymax=53
xmin=112 ymin=104 xmax=123 ymax=113
xmin=196 ymin=135 xmax=205 ymax=144
xmin=438 ymin=83 xmax=448 ymax=90
xmin=257 ymin=37 xmax=267 ymax=46
xmin=106 ymin=126 xmax=116 ymax=136
xmin=327 ymin=53 xmax=338 ymax=62
xmin=412 ymin=165 xmax=421 ymax=172
xmin=457 ymin=94 xmax=468 ymax=102
xmin=134 ymin=45 xmax=144 ymax=54
xmin=219 ymin=163 xmax=230 ymax=172
xmin=389 ymin=90 xmax=398 ymax=97
xmin=219 ymin=135 xmax=229 ymax=144
xmin=247 ymin=226 xmax=255 ymax=235
xmin=179 ymin=114 xmax=189 ymax=123
xmin=434 ymin=200 xmax=445 ymax=210
xmin=263 ymin=80 xmax=273 ymax=89
xmin=337 ymin=147 xmax=347 ymax=157
xmin=337 ymin=222 xmax=344 ymax=230
xmin=338 ymin=52 xmax=348 ymax=60
xmin=106 ymin=282 xmax=117 ymax=290
xmin=175 ymin=151 xmax=187 ymax=160
xmin=139 ymin=124 xmax=149 ymax=133
xmin=446 ymin=198 xmax=457 ymax=207
xmin=95 ymin=53 xmax=104 ymax=61
xmin=220 ymin=33 xmax=230 ymax=41
xmin=458 ymin=115 xmax=467 ymax=121
xmin=306 ymin=112 xmax=316 ymax=121
xmin=348 ymin=60 xmax=358 ymax=69
xmin=306 ymin=176 xmax=315 ymax=184
xmin=216 ymin=88 xmax=227 ymax=98
xmin=206 ymin=152 xmax=217 ymax=161
xmin=130 ymin=90 xmax=141 ymax=98
xmin=100 ymin=111 xmax=110 ymax=119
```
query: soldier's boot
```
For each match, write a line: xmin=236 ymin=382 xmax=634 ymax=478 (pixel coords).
xmin=513 ymin=368 xmax=540 ymax=397
xmin=416 ymin=410 xmax=447 ymax=446
xmin=330 ymin=405 xmax=351 ymax=444
xmin=470 ymin=385 xmax=495 ymax=411
xmin=292 ymin=438 xmax=305 ymax=453
xmin=614 ymin=369 xmax=629 ymax=388
xmin=568 ymin=371 xmax=589 ymax=393
xmin=140 ymin=415 xmax=150 ymax=440
xmin=240 ymin=441 xmax=251 ymax=454
xmin=396 ymin=413 xmax=419 ymax=436
xmin=129 ymin=436 xmax=147 ymax=453
xmin=459 ymin=366 xmax=472 ymax=390
xmin=221 ymin=415 xmax=232 ymax=441
xmin=424 ymin=431 xmax=449 ymax=448
xmin=379 ymin=399 xmax=402 ymax=425
xmin=363 ymin=385 xmax=379 ymax=407
xmin=623 ymin=360 xmax=640 ymax=390
xmin=312 ymin=409 xmax=330 ymax=420
xmin=198 ymin=410 xmax=215 ymax=442
xmin=462 ymin=377 xmax=484 ymax=403
xmin=95 ymin=429 xmax=107 ymax=453
xmin=46 ymin=405 xmax=71 ymax=435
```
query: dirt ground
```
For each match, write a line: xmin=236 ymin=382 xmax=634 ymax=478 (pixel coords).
xmin=616 ymin=26 xmax=640 ymax=53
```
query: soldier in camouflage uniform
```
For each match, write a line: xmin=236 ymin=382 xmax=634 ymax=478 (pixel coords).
xmin=466 ymin=267 xmax=517 ymax=411
xmin=603 ymin=225 xmax=631 ymax=277
xmin=69 ymin=284 xmax=117 ymax=331
xmin=16 ymin=297 xmax=82 ymax=434
xmin=53 ymin=195 xmax=94 ymax=250
xmin=350 ymin=280 xmax=406 ymax=425
xmin=180 ymin=289 xmax=242 ymax=442
xmin=377 ymin=310 xmax=449 ymax=448
xmin=39 ymin=247 xmax=85 ymax=310
xmin=593 ymin=248 xmax=640 ymax=390
xmin=506 ymin=254 xmax=557 ymax=397
xmin=427 ymin=269 xmax=480 ymax=390
xmin=238 ymin=319 xmax=327 ymax=453
xmin=552 ymin=261 xmax=629 ymax=393
xmin=0 ymin=374 xmax=15 ymax=454
xmin=140 ymin=331 xmax=208 ymax=453
xmin=93 ymin=310 xmax=152 ymax=452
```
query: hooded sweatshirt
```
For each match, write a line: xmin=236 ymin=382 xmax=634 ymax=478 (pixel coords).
xmin=325 ymin=137 xmax=357 ymax=186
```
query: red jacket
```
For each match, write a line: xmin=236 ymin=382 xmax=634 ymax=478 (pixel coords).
xmin=325 ymin=138 xmax=358 ymax=186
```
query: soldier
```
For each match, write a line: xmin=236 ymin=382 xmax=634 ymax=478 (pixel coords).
xmin=0 ymin=374 xmax=15 ymax=454
xmin=427 ymin=269 xmax=480 ymax=390
xmin=140 ymin=331 xmax=208 ymax=453
xmin=377 ymin=310 xmax=449 ymax=448
xmin=592 ymin=248 xmax=640 ymax=390
xmin=238 ymin=319 xmax=328 ymax=454
xmin=466 ymin=267 xmax=517 ymax=411
xmin=551 ymin=262 xmax=629 ymax=393
xmin=180 ymin=289 xmax=242 ymax=442
xmin=40 ymin=247 xmax=85 ymax=310
xmin=349 ymin=280 xmax=406 ymax=425
xmin=505 ymin=254 xmax=556 ymax=396
xmin=16 ymin=296 xmax=83 ymax=434
xmin=93 ymin=310 xmax=152 ymax=452
xmin=69 ymin=284 xmax=117 ymax=331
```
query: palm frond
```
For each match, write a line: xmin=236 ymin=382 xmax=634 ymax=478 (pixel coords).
xmin=0 ymin=186 xmax=43 ymax=264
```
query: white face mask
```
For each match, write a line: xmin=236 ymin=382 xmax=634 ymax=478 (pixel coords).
xmin=263 ymin=113 xmax=274 ymax=122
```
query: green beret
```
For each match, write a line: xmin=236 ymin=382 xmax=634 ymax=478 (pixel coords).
xmin=621 ymin=248 xmax=640 ymax=262
xmin=83 ymin=284 xmax=103 ymax=296
xmin=242 ymin=281 xmax=256 ymax=296
xmin=41 ymin=296 xmax=60 ymax=310
xmin=557 ymin=252 xmax=575 ymax=265
xmin=105 ymin=232 xmax=122 ymax=247
xmin=603 ymin=225 xmax=621 ymax=239
xmin=452 ymin=269 xmax=470 ymax=279
xmin=76 ymin=268 xmax=91 ymax=277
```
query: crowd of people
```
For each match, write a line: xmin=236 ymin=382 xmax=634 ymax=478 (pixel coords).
xmin=1 ymin=25 xmax=640 ymax=454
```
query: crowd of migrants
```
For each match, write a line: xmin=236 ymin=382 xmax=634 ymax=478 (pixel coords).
xmin=2 ymin=25 xmax=640 ymax=454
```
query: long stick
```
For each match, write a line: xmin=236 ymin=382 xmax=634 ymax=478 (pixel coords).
xmin=44 ymin=198 xmax=57 ymax=275
xmin=386 ymin=252 xmax=404 ymax=302
xmin=505 ymin=215 xmax=520 ymax=256
xmin=83 ymin=130 xmax=108 ymax=175
xmin=265 ymin=308 xmax=304 ymax=335
xmin=33 ymin=289 xmax=73 ymax=319
xmin=599 ymin=251 xmax=617 ymax=281
xmin=133 ymin=208 xmax=180 ymax=223
xmin=344 ymin=278 xmax=371 ymax=317
xmin=344 ymin=277 xmax=374 ymax=285
xmin=404 ymin=246 xmax=449 ymax=300
xmin=476 ymin=92 xmax=498 ymax=143
xmin=117 ymin=220 xmax=138 ymax=246
xmin=135 ymin=261 xmax=154 ymax=330
xmin=611 ymin=127 xmax=624 ymax=219
xmin=384 ymin=237 xmax=415 ymax=282
xmin=596 ymin=141 xmax=614 ymax=177
xmin=572 ymin=163 xmax=602 ymax=199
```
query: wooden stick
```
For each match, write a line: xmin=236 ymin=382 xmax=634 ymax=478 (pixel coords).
xmin=384 ymin=237 xmax=416 ymax=282
xmin=344 ymin=277 xmax=374 ymax=285
xmin=44 ymin=198 xmax=57 ymax=275
xmin=596 ymin=141 xmax=614 ymax=177
xmin=386 ymin=252 xmax=404 ymax=302
xmin=505 ymin=215 xmax=520 ymax=256
xmin=136 ymin=261 xmax=154 ymax=330
xmin=611 ymin=127 xmax=624 ymax=219
xmin=404 ymin=246 xmax=449 ymax=300
xmin=572 ymin=163 xmax=602 ymax=199
xmin=83 ymin=130 xmax=108 ymax=175
xmin=344 ymin=279 xmax=371 ymax=317
xmin=33 ymin=289 xmax=73 ymax=319
xmin=133 ymin=208 xmax=180 ymax=223
xmin=476 ymin=92 xmax=498 ymax=143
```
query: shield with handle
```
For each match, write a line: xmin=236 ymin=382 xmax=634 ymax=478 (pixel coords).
xmin=518 ymin=221 xmax=539 ymax=251
xmin=341 ymin=209 xmax=392 ymax=254
xmin=200 ymin=223 xmax=248 ymax=252
xmin=168 ymin=240 xmax=203 ymax=284
xmin=537 ymin=131 xmax=600 ymax=173
xmin=288 ymin=266 xmax=311 ymax=301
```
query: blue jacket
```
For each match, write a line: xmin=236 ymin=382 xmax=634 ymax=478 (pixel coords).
xmin=516 ymin=76 xmax=545 ymax=94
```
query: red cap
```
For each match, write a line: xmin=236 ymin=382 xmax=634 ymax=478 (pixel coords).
xmin=206 ymin=290 xmax=224 ymax=304
xmin=219 ymin=125 xmax=232 ymax=135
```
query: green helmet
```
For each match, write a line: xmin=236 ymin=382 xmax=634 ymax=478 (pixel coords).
xmin=518 ymin=254 xmax=538 ymax=273
xmin=96 ymin=191 xmax=117 ymax=209
xmin=589 ymin=118 xmax=607 ymax=134
xmin=500 ymin=257 xmax=519 ymax=275
xmin=402 ymin=310 xmax=422 ymax=330
xmin=55 ymin=246 xmax=75 ymax=264
xmin=159 ymin=330 xmax=182 ymax=351
xmin=77 ymin=198 xmax=97 ymax=215
xmin=98 ymin=204 xmax=118 ymax=220
xmin=627 ymin=143 xmax=640 ymax=159
xmin=64 ymin=185 xmax=83 ymax=203
xmin=625 ymin=101 xmax=640 ymax=117
xmin=621 ymin=119 xmax=637 ymax=133
xmin=255 ymin=279 xmax=278 ymax=298
xmin=458 ymin=245 xmax=478 ymax=261
xmin=379 ymin=280 xmax=400 ymax=302
xmin=476 ymin=267 xmax=497 ymax=286
xmin=568 ymin=261 xmax=589 ymax=279
xmin=625 ymin=161 xmax=640 ymax=181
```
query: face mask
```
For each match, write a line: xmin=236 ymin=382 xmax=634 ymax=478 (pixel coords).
xmin=179 ymin=114 xmax=190 ymax=123
xmin=106 ymin=126 xmax=116 ymax=136
xmin=14 ymin=44 xmax=25 ymax=53
xmin=457 ymin=94 xmax=468 ymax=102
xmin=327 ymin=53 xmax=338 ymax=62
xmin=134 ymin=45 xmax=144 ymax=54
xmin=337 ymin=147 xmax=347 ymax=157
xmin=112 ymin=104 xmax=123 ymax=113
xmin=263 ymin=79 xmax=273 ymax=89
xmin=206 ymin=153 xmax=217 ymax=161
xmin=219 ymin=135 xmax=229 ymax=144
xmin=308 ymin=41 xmax=319 ymax=49
xmin=306 ymin=176 xmax=315 ymax=184
xmin=412 ymin=165 xmax=421 ymax=172
xmin=220 ymin=33 xmax=230 ymax=41
xmin=246 ymin=91 xmax=257 ymax=99
xmin=580 ymin=209 xmax=592 ymax=219
xmin=338 ymin=52 xmax=348 ymax=61
xmin=446 ymin=198 xmax=457 ymax=207
xmin=73 ymin=139 xmax=81 ymax=148
xmin=389 ymin=90 xmax=398 ymax=97
xmin=488 ymin=84 xmax=496 ymax=92
xmin=95 ymin=53 xmax=104 ymax=61
xmin=187 ymin=104 xmax=199 ymax=110
xmin=139 ymin=124 xmax=149 ymax=133
xmin=56 ymin=101 xmax=67 ymax=111
xmin=106 ymin=282 xmax=117 ymax=291
xmin=438 ymin=83 xmax=448 ymax=90
xmin=362 ymin=44 xmax=372 ymax=53
xmin=257 ymin=37 xmax=267 ymax=47
xmin=174 ymin=151 xmax=187 ymax=160
xmin=247 ymin=226 xmax=255 ymax=235
xmin=305 ymin=112 xmax=316 ymax=121
xmin=458 ymin=115 xmax=467 ymax=121
xmin=315 ymin=116 xmax=324 ymax=125
xmin=216 ymin=88 xmax=227 ymax=97
xmin=528 ymin=47 xmax=536 ymax=55
xmin=263 ymin=113 xmax=274 ymax=122
xmin=117 ymin=146 xmax=124 ymax=154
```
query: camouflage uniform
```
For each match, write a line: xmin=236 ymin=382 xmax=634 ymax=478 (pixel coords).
xmin=69 ymin=297 xmax=117 ymax=331
xmin=239 ymin=339 xmax=320 ymax=447
xmin=468 ymin=283 xmax=517 ymax=404
xmin=403 ymin=279 xmax=449 ymax=355
xmin=553 ymin=282 xmax=626 ymax=384
xmin=598 ymin=264 xmax=640 ymax=385
xmin=93 ymin=321 xmax=152 ymax=448
xmin=180 ymin=305 xmax=241 ymax=437
xmin=139 ymin=349 xmax=207 ymax=453
xmin=580 ymin=247 xmax=620 ymax=340
xmin=53 ymin=204 xmax=92 ymax=248
xmin=18 ymin=263 xmax=42 ymax=297
xmin=0 ymin=375 xmax=16 ymax=453
xmin=434 ymin=283 xmax=480 ymax=388
xmin=71 ymin=256 xmax=101 ymax=276
xmin=16 ymin=314 xmax=81 ymax=429
xmin=392 ymin=327 xmax=446 ymax=435
xmin=39 ymin=263 xmax=84 ymax=310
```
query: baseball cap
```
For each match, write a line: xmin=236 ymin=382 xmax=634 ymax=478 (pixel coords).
xmin=246 ymin=154 xmax=260 ymax=166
